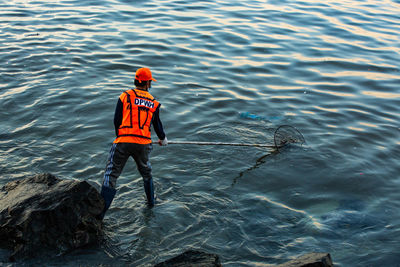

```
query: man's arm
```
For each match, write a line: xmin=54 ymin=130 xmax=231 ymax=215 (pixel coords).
xmin=113 ymin=98 xmax=123 ymax=137
xmin=152 ymin=105 xmax=166 ymax=140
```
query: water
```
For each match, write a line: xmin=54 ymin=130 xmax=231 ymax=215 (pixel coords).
xmin=1 ymin=0 xmax=399 ymax=265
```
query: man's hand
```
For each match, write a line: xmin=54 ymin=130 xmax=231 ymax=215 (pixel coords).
xmin=158 ymin=137 xmax=168 ymax=146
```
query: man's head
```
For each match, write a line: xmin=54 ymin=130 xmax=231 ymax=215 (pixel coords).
xmin=134 ymin=67 xmax=156 ymax=90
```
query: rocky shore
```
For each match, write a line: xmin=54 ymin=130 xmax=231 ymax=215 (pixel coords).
xmin=155 ymin=250 xmax=333 ymax=266
xmin=0 ymin=173 xmax=104 ymax=260
xmin=0 ymin=174 xmax=333 ymax=266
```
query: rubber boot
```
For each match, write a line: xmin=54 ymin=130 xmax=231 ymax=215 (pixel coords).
xmin=143 ymin=178 xmax=155 ymax=207
xmin=99 ymin=185 xmax=116 ymax=220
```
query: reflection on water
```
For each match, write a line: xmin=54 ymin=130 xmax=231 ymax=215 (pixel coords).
xmin=1 ymin=0 xmax=400 ymax=266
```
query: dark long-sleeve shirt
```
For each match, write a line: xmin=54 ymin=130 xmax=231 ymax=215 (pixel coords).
xmin=113 ymin=98 xmax=166 ymax=140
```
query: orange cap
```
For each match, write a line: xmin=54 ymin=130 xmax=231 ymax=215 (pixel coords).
xmin=135 ymin=67 xmax=157 ymax=83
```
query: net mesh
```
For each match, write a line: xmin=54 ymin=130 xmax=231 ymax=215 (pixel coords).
xmin=273 ymin=125 xmax=305 ymax=151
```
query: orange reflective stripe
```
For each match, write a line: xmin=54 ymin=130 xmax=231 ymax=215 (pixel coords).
xmin=116 ymin=89 xmax=159 ymax=143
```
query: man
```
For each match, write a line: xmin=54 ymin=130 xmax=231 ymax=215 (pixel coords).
xmin=100 ymin=67 xmax=167 ymax=219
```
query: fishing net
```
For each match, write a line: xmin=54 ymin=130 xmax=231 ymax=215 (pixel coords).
xmin=273 ymin=125 xmax=305 ymax=151
xmin=158 ymin=124 xmax=305 ymax=151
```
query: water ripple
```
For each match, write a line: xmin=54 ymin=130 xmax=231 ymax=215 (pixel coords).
xmin=1 ymin=0 xmax=400 ymax=266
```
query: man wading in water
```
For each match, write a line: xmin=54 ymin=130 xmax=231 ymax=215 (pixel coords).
xmin=99 ymin=67 xmax=168 ymax=219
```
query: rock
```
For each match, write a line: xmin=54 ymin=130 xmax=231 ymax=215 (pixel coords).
xmin=0 ymin=173 xmax=104 ymax=261
xmin=154 ymin=250 xmax=222 ymax=267
xmin=276 ymin=252 xmax=333 ymax=267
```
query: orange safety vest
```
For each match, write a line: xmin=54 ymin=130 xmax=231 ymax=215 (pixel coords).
xmin=114 ymin=89 xmax=160 ymax=144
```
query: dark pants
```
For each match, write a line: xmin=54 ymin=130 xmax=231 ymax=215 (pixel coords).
xmin=102 ymin=142 xmax=153 ymax=189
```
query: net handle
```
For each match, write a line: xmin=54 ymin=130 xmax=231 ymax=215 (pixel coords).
xmin=154 ymin=140 xmax=276 ymax=149
xmin=152 ymin=125 xmax=303 ymax=150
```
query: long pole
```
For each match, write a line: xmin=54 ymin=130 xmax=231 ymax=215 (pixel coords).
xmin=153 ymin=140 xmax=276 ymax=149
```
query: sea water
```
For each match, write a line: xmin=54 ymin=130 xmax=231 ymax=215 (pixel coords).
xmin=0 ymin=0 xmax=399 ymax=266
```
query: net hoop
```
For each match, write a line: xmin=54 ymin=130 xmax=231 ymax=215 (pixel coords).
xmin=273 ymin=125 xmax=305 ymax=151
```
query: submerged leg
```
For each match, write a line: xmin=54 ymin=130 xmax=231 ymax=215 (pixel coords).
xmin=99 ymin=185 xmax=117 ymax=219
xmin=100 ymin=143 xmax=129 ymax=219
xmin=132 ymin=143 xmax=155 ymax=207
xmin=143 ymin=178 xmax=155 ymax=207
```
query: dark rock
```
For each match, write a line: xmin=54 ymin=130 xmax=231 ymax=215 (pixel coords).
xmin=276 ymin=252 xmax=333 ymax=267
xmin=154 ymin=250 xmax=222 ymax=267
xmin=0 ymin=173 xmax=104 ymax=261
